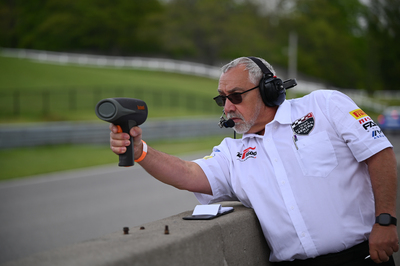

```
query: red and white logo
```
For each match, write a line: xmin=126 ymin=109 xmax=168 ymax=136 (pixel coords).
xmin=237 ymin=147 xmax=257 ymax=161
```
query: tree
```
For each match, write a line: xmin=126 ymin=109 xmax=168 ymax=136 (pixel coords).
xmin=143 ymin=0 xmax=269 ymax=65
xmin=270 ymin=0 xmax=369 ymax=89
xmin=365 ymin=0 xmax=400 ymax=91
xmin=0 ymin=0 xmax=163 ymax=55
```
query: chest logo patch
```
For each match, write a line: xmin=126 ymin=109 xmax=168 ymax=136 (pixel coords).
xmin=291 ymin=112 xmax=315 ymax=135
xmin=237 ymin=146 xmax=257 ymax=161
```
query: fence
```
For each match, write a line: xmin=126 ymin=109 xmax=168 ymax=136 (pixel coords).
xmin=0 ymin=87 xmax=222 ymax=121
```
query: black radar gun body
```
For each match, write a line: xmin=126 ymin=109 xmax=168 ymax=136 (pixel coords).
xmin=95 ymin=98 xmax=148 ymax=167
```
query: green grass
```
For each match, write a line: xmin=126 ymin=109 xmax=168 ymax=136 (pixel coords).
xmin=0 ymin=56 xmax=218 ymax=95
xmin=0 ymin=135 xmax=228 ymax=181
xmin=0 ymin=56 xmax=221 ymax=123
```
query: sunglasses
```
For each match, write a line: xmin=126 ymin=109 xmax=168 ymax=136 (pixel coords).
xmin=213 ymin=85 xmax=259 ymax=107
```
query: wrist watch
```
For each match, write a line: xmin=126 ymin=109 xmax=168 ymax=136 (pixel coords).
xmin=375 ymin=213 xmax=397 ymax=226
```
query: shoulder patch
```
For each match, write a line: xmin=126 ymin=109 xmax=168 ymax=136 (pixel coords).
xmin=349 ymin=109 xmax=368 ymax=119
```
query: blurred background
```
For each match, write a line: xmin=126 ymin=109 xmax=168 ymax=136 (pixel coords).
xmin=2 ymin=0 xmax=400 ymax=90
xmin=1 ymin=0 xmax=400 ymax=264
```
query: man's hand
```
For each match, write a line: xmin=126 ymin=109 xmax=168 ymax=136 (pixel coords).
xmin=369 ymin=224 xmax=399 ymax=263
xmin=109 ymin=123 xmax=144 ymax=160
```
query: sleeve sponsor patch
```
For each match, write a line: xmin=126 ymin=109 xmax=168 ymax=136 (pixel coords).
xmin=349 ymin=109 xmax=368 ymax=119
xmin=350 ymin=109 xmax=386 ymax=139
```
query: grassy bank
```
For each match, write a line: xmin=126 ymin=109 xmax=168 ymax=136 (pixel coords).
xmin=0 ymin=56 xmax=221 ymax=123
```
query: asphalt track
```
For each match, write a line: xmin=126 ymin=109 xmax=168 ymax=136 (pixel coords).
xmin=0 ymin=152 xmax=205 ymax=264
xmin=1 ymin=134 xmax=400 ymax=265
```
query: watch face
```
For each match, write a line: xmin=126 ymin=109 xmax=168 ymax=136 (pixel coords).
xmin=380 ymin=214 xmax=391 ymax=224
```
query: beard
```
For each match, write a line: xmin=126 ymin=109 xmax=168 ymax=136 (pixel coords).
xmin=226 ymin=100 xmax=262 ymax=134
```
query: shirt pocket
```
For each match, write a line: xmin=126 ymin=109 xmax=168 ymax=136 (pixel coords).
xmin=294 ymin=131 xmax=338 ymax=177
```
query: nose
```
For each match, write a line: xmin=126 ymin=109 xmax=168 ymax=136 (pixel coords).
xmin=224 ymin=98 xmax=236 ymax=114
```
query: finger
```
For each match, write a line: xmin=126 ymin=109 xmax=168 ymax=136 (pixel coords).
xmin=394 ymin=243 xmax=400 ymax=253
xmin=130 ymin=127 xmax=143 ymax=145
xmin=377 ymin=250 xmax=390 ymax=263
xmin=109 ymin=123 xmax=118 ymax=133
xmin=110 ymin=138 xmax=130 ymax=148
xmin=111 ymin=145 xmax=127 ymax=155
xmin=130 ymin=126 xmax=142 ymax=138
xmin=110 ymin=130 xmax=130 ymax=141
xmin=110 ymin=138 xmax=129 ymax=155
xmin=369 ymin=250 xmax=382 ymax=264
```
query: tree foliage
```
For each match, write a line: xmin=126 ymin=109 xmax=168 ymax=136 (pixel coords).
xmin=0 ymin=0 xmax=163 ymax=55
xmin=0 ymin=0 xmax=399 ymax=91
xmin=364 ymin=0 xmax=400 ymax=91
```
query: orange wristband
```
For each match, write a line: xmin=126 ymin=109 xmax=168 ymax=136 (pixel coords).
xmin=134 ymin=140 xmax=147 ymax=163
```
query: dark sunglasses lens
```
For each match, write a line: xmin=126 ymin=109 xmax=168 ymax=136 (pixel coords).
xmin=213 ymin=96 xmax=225 ymax=106
xmin=228 ymin=93 xmax=242 ymax=104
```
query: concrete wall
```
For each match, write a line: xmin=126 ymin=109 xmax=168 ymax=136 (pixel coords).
xmin=2 ymin=202 xmax=272 ymax=266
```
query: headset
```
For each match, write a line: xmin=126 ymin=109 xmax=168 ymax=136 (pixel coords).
xmin=247 ymin=56 xmax=297 ymax=107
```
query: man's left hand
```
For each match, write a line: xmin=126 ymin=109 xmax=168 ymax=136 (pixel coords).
xmin=369 ymin=224 xmax=399 ymax=263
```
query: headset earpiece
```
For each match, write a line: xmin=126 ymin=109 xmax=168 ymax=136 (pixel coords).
xmin=247 ymin=57 xmax=286 ymax=107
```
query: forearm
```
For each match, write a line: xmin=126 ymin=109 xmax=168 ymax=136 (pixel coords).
xmin=109 ymin=124 xmax=212 ymax=195
xmin=137 ymin=145 xmax=212 ymax=195
xmin=367 ymin=147 xmax=398 ymax=216
xmin=366 ymin=147 xmax=399 ymax=263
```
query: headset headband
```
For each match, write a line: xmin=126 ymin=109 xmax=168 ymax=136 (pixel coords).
xmin=247 ymin=57 xmax=274 ymax=79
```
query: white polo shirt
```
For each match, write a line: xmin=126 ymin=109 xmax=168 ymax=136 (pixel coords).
xmin=193 ymin=90 xmax=392 ymax=262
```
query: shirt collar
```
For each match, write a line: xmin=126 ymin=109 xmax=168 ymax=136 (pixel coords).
xmin=242 ymin=100 xmax=292 ymax=139
xmin=273 ymin=99 xmax=292 ymax=125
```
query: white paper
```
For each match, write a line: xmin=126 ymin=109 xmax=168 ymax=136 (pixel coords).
xmin=219 ymin=206 xmax=233 ymax=213
xmin=192 ymin=204 xmax=233 ymax=216
xmin=192 ymin=204 xmax=220 ymax=216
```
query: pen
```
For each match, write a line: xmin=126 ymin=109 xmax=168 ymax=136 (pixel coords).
xmin=364 ymin=255 xmax=370 ymax=260
xmin=292 ymin=135 xmax=298 ymax=150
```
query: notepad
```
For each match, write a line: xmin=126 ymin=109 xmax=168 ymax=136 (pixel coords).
xmin=182 ymin=204 xmax=234 ymax=220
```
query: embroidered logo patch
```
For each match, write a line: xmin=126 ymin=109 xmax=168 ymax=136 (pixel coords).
xmin=291 ymin=112 xmax=315 ymax=135
xmin=350 ymin=108 xmax=386 ymax=139
xmin=236 ymin=147 xmax=257 ymax=161
xmin=358 ymin=117 xmax=372 ymax=124
xmin=350 ymin=109 xmax=368 ymax=119
xmin=372 ymin=130 xmax=385 ymax=139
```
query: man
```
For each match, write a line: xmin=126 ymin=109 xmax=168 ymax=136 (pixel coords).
xmin=110 ymin=57 xmax=398 ymax=265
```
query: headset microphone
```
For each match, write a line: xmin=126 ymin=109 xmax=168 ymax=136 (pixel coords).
xmin=218 ymin=111 xmax=235 ymax=128
xmin=223 ymin=119 xmax=235 ymax=128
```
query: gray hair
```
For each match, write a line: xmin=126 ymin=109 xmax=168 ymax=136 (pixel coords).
xmin=221 ymin=57 xmax=276 ymax=85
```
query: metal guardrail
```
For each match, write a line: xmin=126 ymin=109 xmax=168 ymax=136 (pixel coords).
xmin=0 ymin=118 xmax=233 ymax=149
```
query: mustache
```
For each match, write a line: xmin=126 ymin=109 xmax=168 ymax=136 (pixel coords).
xmin=227 ymin=112 xmax=244 ymax=121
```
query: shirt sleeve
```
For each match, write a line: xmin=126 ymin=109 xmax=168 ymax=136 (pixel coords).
xmin=192 ymin=140 xmax=239 ymax=204
xmin=324 ymin=90 xmax=392 ymax=162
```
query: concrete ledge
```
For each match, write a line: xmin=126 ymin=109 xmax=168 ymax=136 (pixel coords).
xmin=3 ymin=202 xmax=271 ymax=266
